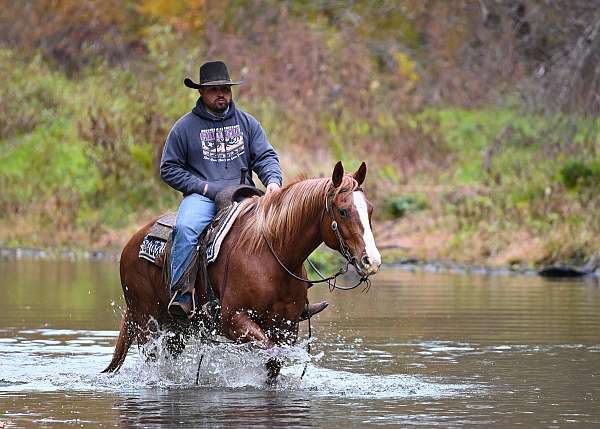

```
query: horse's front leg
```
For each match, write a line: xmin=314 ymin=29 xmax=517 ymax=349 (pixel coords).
xmin=262 ymin=322 xmax=300 ymax=384
xmin=221 ymin=310 xmax=282 ymax=383
xmin=222 ymin=310 xmax=274 ymax=347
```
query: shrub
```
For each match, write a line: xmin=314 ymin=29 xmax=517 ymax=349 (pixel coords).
xmin=560 ymin=160 xmax=600 ymax=189
xmin=306 ymin=247 xmax=344 ymax=277
xmin=384 ymin=194 xmax=427 ymax=219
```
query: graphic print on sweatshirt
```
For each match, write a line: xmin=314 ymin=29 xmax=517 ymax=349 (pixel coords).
xmin=199 ymin=124 xmax=244 ymax=162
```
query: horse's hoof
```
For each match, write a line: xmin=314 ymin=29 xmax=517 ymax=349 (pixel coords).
xmin=266 ymin=357 xmax=282 ymax=384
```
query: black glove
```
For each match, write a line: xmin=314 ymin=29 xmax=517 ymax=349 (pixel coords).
xmin=203 ymin=182 xmax=227 ymax=201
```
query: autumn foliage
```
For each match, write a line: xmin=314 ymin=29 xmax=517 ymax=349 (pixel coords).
xmin=0 ymin=1 xmax=599 ymax=264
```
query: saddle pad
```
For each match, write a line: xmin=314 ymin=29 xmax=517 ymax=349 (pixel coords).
xmin=138 ymin=202 xmax=244 ymax=267
xmin=206 ymin=201 xmax=244 ymax=264
xmin=139 ymin=235 xmax=168 ymax=265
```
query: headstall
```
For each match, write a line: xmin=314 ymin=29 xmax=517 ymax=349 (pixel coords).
xmin=263 ymin=185 xmax=371 ymax=292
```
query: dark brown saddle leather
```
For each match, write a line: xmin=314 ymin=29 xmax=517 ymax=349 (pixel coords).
xmin=214 ymin=184 xmax=264 ymax=212
xmin=147 ymin=212 xmax=177 ymax=241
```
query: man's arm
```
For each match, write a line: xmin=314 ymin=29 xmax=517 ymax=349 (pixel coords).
xmin=248 ymin=119 xmax=283 ymax=188
xmin=160 ymin=127 xmax=209 ymax=196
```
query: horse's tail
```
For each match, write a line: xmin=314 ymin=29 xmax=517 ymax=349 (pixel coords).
xmin=102 ymin=310 xmax=133 ymax=373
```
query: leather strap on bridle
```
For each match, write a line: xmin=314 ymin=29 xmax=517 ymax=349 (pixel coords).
xmin=324 ymin=190 xmax=354 ymax=264
xmin=261 ymin=229 xmax=350 ymax=286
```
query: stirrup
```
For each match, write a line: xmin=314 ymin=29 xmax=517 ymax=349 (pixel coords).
xmin=167 ymin=290 xmax=197 ymax=320
xmin=168 ymin=290 xmax=179 ymax=308
xmin=189 ymin=287 xmax=197 ymax=319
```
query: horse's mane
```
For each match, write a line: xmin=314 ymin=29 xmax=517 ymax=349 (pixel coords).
xmin=236 ymin=174 xmax=358 ymax=254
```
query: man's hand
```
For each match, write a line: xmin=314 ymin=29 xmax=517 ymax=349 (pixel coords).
xmin=266 ymin=182 xmax=281 ymax=195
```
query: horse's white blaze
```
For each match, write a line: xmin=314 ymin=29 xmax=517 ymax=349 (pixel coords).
xmin=353 ymin=191 xmax=381 ymax=268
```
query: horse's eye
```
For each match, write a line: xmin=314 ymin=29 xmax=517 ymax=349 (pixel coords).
xmin=338 ymin=208 xmax=350 ymax=218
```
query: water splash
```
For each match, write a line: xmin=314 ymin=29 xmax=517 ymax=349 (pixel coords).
xmin=0 ymin=327 xmax=479 ymax=400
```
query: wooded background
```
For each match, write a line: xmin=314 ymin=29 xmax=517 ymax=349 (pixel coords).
xmin=1 ymin=0 xmax=599 ymax=265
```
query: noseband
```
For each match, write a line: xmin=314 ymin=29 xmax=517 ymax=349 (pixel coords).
xmin=262 ymin=186 xmax=371 ymax=292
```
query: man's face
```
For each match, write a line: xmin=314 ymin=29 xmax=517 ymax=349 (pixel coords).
xmin=199 ymin=85 xmax=232 ymax=113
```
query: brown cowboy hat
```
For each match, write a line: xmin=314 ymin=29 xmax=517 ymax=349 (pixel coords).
xmin=184 ymin=60 xmax=243 ymax=89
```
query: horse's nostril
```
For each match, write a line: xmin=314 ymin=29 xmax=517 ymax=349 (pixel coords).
xmin=361 ymin=255 xmax=371 ymax=267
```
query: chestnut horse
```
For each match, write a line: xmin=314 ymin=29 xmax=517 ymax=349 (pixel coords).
xmin=103 ymin=161 xmax=381 ymax=380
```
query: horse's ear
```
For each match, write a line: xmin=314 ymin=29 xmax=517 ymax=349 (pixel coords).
xmin=353 ymin=162 xmax=367 ymax=186
xmin=332 ymin=161 xmax=344 ymax=188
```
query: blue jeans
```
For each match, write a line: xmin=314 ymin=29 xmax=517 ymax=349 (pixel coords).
xmin=170 ymin=194 xmax=216 ymax=302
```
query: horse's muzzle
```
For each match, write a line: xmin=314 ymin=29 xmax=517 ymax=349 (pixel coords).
xmin=357 ymin=253 xmax=381 ymax=276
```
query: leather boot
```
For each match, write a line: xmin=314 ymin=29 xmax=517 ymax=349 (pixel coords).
xmin=300 ymin=301 xmax=328 ymax=321
xmin=168 ymin=297 xmax=193 ymax=320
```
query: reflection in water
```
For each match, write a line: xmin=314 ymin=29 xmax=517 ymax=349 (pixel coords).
xmin=113 ymin=389 xmax=314 ymax=428
xmin=0 ymin=261 xmax=599 ymax=427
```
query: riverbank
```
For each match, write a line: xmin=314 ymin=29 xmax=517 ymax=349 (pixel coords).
xmin=3 ymin=244 xmax=597 ymax=279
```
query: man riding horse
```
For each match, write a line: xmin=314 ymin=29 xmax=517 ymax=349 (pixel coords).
xmin=160 ymin=60 xmax=328 ymax=321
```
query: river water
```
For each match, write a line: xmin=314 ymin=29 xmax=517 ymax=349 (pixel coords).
xmin=0 ymin=260 xmax=599 ymax=427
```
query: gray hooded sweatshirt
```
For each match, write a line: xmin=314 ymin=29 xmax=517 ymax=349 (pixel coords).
xmin=160 ymin=98 xmax=282 ymax=200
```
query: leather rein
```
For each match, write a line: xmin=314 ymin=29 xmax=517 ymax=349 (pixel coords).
xmin=262 ymin=187 xmax=372 ymax=292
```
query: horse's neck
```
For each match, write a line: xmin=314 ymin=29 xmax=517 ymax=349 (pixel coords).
xmin=277 ymin=192 xmax=325 ymax=268
xmin=289 ymin=219 xmax=322 ymax=266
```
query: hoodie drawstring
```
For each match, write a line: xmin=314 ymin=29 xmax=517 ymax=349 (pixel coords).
xmin=222 ymin=118 xmax=227 ymax=170
xmin=211 ymin=119 xmax=218 ymax=165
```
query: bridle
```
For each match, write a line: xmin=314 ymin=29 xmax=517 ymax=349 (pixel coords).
xmin=323 ymin=188 xmax=354 ymax=263
xmin=262 ymin=185 xmax=372 ymax=292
